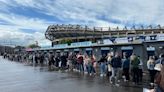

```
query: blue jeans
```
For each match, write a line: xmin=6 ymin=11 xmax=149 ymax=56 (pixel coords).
xmin=100 ymin=62 xmax=106 ymax=75
xmin=110 ymin=68 xmax=120 ymax=83
xmin=78 ymin=63 xmax=84 ymax=72
xmin=155 ymin=85 xmax=163 ymax=92
xmin=87 ymin=64 xmax=96 ymax=74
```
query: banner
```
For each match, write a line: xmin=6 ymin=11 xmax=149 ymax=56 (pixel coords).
xmin=85 ymin=48 xmax=92 ymax=50
xmin=101 ymin=47 xmax=110 ymax=50
xmin=145 ymin=35 xmax=157 ymax=41
xmin=157 ymin=34 xmax=164 ymax=41
xmin=71 ymin=41 xmax=92 ymax=47
xmin=121 ymin=46 xmax=133 ymax=50
xmin=147 ymin=46 xmax=155 ymax=51
xmin=103 ymin=39 xmax=113 ymax=44
xmin=115 ymin=37 xmax=128 ymax=43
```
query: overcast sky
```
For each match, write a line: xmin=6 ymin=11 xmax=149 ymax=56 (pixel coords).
xmin=0 ymin=0 xmax=164 ymax=46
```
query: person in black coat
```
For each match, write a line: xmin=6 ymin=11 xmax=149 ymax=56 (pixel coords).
xmin=110 ymin=53 xmax=122 ymax=85
xmin=98 ymin=54 xmax=107 ymax=77
xmin=60 ymin=53 xmax=67 ymax=69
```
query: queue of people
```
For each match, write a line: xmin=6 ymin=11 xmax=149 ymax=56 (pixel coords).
xmin=2 ymin=51 xmax=164 ymax=91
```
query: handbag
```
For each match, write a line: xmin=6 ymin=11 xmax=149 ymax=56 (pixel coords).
xmin=108 ymin=64 xmax=112 ymax=72
xmin=154 ymin=60 xmax=162 ymax=71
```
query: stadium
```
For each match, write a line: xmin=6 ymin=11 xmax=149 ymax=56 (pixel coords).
xmin=31 ymin=24 xmax=164 ymax=64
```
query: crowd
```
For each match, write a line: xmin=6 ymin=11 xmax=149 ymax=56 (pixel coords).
xmin=2 ymin=51 xmax=164 ymax=91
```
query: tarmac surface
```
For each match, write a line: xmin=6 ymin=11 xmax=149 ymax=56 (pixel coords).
xmin=0 ymin=57 xmax=143 ymax=92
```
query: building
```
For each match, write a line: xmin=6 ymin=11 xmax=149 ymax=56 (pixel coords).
xmin=0 ymin=45 xmax=14 ymax=55
xmin=31 ymin=24 xmax=164 ymax=67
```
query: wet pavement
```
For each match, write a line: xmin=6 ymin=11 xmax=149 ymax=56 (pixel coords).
xmin=0 ymin=57 xmax=143 ymax=92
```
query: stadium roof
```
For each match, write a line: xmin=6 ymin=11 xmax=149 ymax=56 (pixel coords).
xmin=45 ymin=24 xmax=164 ymax=42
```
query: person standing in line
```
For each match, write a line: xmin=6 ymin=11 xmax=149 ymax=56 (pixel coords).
xmin=14 ymin=54 xmax=17 ymax=61
xmin=91 ymin=54 xmax=96 ymax=75
xmin=48 ymin=52 xmax=55 ymax=70
xmin=60 ymin=53 xmax=68 ymax=70
xmin=107 ymin=53 xmax=113 ymax=78
xmin=37 ymin=53 xmax=40 ymax=65
xmin=122 ymin=53 xmax=130 ymax=82
xmin=85 ymin=54 xmax=96 ymax=76
xmin=67 ymin=52 xmax=74 ymax=71
xmin=26 ymin=53 xmax=28 ymax=64
xmin=110 ymin=53 xmax=122 ymax=86
xmin=17 ymin=54 xmax=20 ymax=62
xmin=3 ymin=53 xmax=5 ymax=58
xmin=84 ymin=54 xmax=89 ymax=74
xmin=32 ymin=53 xmax=36 ymax=66
xmin=130 ymin=53 xmax=140 ymax=84
xmin=98 ymin=54 xmax=107 ymax=77
xmin=155 ymin=53 xmax=164 ymax=72
xmin=151 ymin=54 xmax=164 ymax=90
xmin=150 ymin=60 xmax=164 ymax=92
xmin=88 ymin=55 xmax=95 ymax=76
xmin=147 ymin=56 xmax=155 ymax=86
xmin=55 ymin=53 xmax=60 ymax=68
xmin=40 ymin=53 xmax=44 ymax=67
xmin=84 ymin=54 xmax=90 ymax=74
xmin=77 ymin=53 xmax=84 ymax=72
xmin=44 ymin=52 xmax=49 ymax=66
xmin=138 ymin=56 xmax=143 ymax=82
xmin=35 ymin=53 xmax=38 ymax=66
xmin=67 ymin=52 xmax=71 ymax=70
xmin=72 ymin=53 xmax=78 ymax=71
xmin=28 ymin=53 xmax=32 ymax=65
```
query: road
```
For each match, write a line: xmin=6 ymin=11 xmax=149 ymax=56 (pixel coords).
xmin=0 ymin=57 xmax=143 ymax=92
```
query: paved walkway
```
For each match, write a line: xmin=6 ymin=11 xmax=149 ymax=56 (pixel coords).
xmin=0 ymin=57 xmax=143 ymax=92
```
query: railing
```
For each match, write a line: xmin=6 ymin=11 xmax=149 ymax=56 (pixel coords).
xmin=47 ymin=24 xmax=164 ymax=32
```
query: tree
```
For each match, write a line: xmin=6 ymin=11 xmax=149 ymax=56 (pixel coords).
xmin=59 ymin=39 xmax=73 ymax=45
xmin=27 ymin=44 xmax=40 ymax=48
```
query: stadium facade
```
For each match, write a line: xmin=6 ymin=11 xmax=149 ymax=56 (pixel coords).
xmin=33 ymin=24 xmax=164 ymax=65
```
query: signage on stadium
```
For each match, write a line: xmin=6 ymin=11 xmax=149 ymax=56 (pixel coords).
xmin=101 ymin=47 xmax=110 ymax=50
xmin=64 ymin=49 xmax=69 ymax=51
xmin=103 ymin=39 xmax=113 ymax=44
xmin=157 ymin=34 xmax=164 ymax=41
xmin=115 ymin=37 xmax=128 ymax=43
xmin=53 ymin=44 xmax=68 ymax=49
xmin=143 ymin=34 xmax=164 ymax=42
xmin=74 ymin=48 xmax=80 ymax=51
xmin=71 ymin=41 xmax=92 ymax=47
xmin=147 ymin=46 xmax=155 ymax=51
xmin=85 ymin=48 xmax=92 ymax=50
xmin=145 ymin=35 xmax=157 ymax=41
xmin=121 ymin=46 xmax=133 ymax=50
xmin=127 ymin=36 xmax=135 ymax=42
